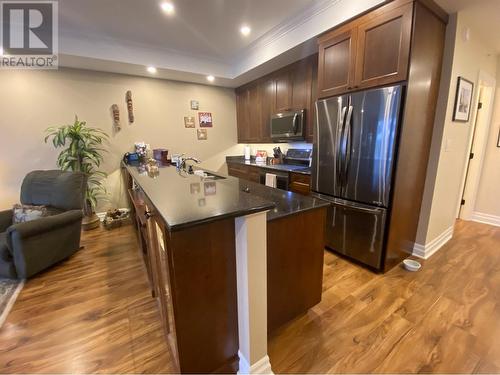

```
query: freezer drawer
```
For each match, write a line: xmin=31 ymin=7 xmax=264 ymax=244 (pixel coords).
xmin=325 ymin=199 xmax=386 ymax=270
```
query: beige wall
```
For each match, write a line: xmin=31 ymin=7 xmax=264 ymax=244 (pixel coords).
xmin=475 ymin=57 xmax=500 ymax=217
xmin=416 ymin=11 xmax=498 ymax=245
xmin=0 ymin=68 xmax=241 ymax=211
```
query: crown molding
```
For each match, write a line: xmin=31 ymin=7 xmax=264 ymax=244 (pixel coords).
xmin=238 ymin=0 xmax=341 ymax=57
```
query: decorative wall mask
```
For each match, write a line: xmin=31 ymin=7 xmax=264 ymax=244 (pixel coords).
xmin=126 ymin=90 xmax=134 ymax=123
xmin=111 ymin=104 xmax=121 ymax=130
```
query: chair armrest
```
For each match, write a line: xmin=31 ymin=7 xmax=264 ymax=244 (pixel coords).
xmin=7 ymin=210 xmax=83 ymax=239
xmin=0 ymin=210 xmax=13 ymax=232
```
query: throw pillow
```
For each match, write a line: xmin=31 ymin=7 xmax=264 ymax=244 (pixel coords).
xmin=12 ymin=204 xmax=48 ymax=224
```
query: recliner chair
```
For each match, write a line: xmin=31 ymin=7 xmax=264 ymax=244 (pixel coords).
xmin=0 ymin=170 xmax=86 ymax=279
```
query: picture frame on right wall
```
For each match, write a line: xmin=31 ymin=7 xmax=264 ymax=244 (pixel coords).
xmin=453 ymin=76 xmax=474 ymax=122
xmin=497 ymin=127 xmax=500 ymax=148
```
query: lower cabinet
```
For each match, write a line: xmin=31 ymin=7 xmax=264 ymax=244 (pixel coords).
xmin=145 ymin=211 xmax=179 ymax=367
xmin=289 ymin=173 xmax=311 ymax=195
xmin=227 ymin=162 xmax=260 ymax=183
xmin=227 ymin=162 xmax=312 ymax=195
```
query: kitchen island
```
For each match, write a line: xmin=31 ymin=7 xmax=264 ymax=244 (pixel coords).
xmin=122 ymin=161 xmax=328 ymax=374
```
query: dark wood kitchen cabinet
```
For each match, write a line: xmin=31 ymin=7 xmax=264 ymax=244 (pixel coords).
xmin=274 ymin=70 xmax=292 ymax=112
xmin=289 ymin=172 xmax=311 ymax=195
xmin=236 ymin=83 xmax=262 ymax=143
xmin=236 ymin=55 xmax=318 ymax=144
xmin=318 ymin=28 xmax=357 ymax=98
xmin=354 ymin=2 xmax=413 ymax=89
xmin=317 ymin=1 xmax=413 ymax=98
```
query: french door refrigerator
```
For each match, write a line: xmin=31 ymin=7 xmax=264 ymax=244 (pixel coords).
xmin=312 ymin=85 xmax=403 ymax=271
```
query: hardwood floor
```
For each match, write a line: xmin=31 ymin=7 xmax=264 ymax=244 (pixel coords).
xmin=0 ymin=226 xmax=176 ymax=374
xmin=0 ymin=220 xmax=499 ymax=373
xmin=268 ymin=220 xmax=500 ymax=373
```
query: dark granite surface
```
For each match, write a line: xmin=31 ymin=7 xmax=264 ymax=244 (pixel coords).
xmin=124 ymin=161 xmax=327 ymax=231
xmin=226 ymin=156 xmax=311 ymax=175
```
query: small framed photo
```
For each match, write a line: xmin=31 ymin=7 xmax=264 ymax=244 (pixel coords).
xmin=190 ymin=183 xmax=200 ymax=194
xmin=190 ymin=100 xmax=199 ymax=110
xmin=199 ymin=112 xmax=213 ymax=127
xmin=204 ymin=181 xmax=217 ymax=196
xmin=197 ymin=129 xmax=208 ymax=140
xmin=453 ymin=77 xmax=474 ymax=122
xmin=184 ymin=116 xmax=195 ymax=128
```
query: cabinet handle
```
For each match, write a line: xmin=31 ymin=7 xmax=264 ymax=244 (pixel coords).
xmin=347 ymin=86 xmax=353 ymax=90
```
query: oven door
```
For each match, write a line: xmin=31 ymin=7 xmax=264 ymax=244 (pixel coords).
xmin=271 ymin=110 xmax=305 ymax=142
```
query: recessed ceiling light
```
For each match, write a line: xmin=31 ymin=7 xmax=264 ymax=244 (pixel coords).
xmin=206 ymin=75 xmax=215 ymax=82
xmin=147 ymin=66 xmax=157 ymax=74
xmin=240 ymin=25 xmax=251 ymax=36
xmin=160 ymin=2 xmax=175 ymax=14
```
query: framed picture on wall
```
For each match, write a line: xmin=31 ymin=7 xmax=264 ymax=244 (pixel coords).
xmin=497 ymin=128 xmax=500 ymax=148
xmin=453 ymin=77 xmax=474 ymax=122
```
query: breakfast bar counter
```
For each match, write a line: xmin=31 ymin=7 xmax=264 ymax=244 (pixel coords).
xmin=122 ymin=161 xmax=328 ymax=374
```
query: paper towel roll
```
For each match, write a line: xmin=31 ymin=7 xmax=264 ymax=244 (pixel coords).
xmin=244 ymin=145 xmax=251 ymax=160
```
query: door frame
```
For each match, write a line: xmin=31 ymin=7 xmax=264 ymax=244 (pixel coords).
xmin=457 ymin=70 xmax=496 ymax=220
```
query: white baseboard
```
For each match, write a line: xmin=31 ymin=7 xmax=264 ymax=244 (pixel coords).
xmin=413 ymin=226 xmax=454 ymax=259
xmin=238 ymin=351 xmax=273 ymax=374
xmin=471 ymin=211 xmax=500 ymax=227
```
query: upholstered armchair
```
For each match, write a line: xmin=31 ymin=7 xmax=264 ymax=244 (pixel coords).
xmin=0 ymin=170 xmax=86 ymax=279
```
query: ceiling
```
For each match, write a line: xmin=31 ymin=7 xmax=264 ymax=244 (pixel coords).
xmin=435 ymin=0 xmax=500 ymax=53
xmin=59 ymin=0 xmax=314 ymax=63
xmin=55 ymin=0 xmax=384 ymax=87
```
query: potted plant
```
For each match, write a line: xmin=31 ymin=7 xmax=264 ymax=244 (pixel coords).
xmin=45 ymin=116 xmax=109 ymax=230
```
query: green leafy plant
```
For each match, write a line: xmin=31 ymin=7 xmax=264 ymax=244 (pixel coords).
xmin=45 ymin=116 xmax=109 ymax=217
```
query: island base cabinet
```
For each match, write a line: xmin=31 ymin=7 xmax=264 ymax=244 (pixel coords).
xmin=267 ymin=207 xmax=327 ymax=333
xmin=164 ymin=219 xmax=239 ymax=374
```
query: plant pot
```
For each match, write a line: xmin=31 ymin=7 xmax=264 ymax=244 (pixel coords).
xmin=82 ymin=214 xmax=100 ymax=231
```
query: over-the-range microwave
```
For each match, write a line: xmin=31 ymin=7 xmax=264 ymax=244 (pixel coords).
xmin=270 ymin=109 xmax=305 ymax=142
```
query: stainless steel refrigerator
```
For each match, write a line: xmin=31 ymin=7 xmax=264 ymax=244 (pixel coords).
xmin=311 ymin=85 xmax=403 ymax=271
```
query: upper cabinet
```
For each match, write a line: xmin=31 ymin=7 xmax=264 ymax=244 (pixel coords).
xmin=318 ymin=28 xmax=358 ymax=98
xmin=236 ymin=83 xmax=262 ymax=143
xmin=236 ymin=55 xmax=317 ymax=144
xmin=317 ymin=1 xmax=413 ymax=98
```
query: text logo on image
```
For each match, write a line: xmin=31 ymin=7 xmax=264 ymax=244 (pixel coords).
xmin=1 ymin=1 xmax=58 ymax=69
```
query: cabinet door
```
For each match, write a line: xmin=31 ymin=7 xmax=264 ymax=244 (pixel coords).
xmin=291 ymin=60 xmax=312 ymax=111
xmin=247 ymin=83 xmax=262 ymax=142
xmin=236 ymin=88 xmax=250 ymax=143
xmin=354 ymin=3 xmax=413 ymax=89
xmin=236 ymin=85 xmax=261 ymax=143
xmin=260 ymin=78 xmax=275 ymax=142
xmin=275 ymin=70 xmax=292 ymax=112
xmin=317 ymin=27 xmax=357 ymax=98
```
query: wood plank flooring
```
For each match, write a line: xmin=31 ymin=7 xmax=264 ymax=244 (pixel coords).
xmin=268 ymin=220 xmax=500 ymax=373
xmin=0 ymin=219 xmax=499 ymax=373
xmin=0 ymin=226 xmax=176 ymax=373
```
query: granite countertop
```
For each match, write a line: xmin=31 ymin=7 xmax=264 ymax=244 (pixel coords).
xmin=226 ymin=156 xmax=311 ymax=175
xmin=123 ymin=161 xmax=327 ymax=232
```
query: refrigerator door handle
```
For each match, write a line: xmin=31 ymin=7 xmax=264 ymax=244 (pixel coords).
xmin=343 ymin=105 xmax=354 ymax=186
xmin=340 ymin=105 xmax=353 ymax=193
xmin=336 ymin=106 xmax=348 ymax=190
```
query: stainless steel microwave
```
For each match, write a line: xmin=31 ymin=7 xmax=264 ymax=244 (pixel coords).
xmin=270 ymin=110 xmax=305 ymax=142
